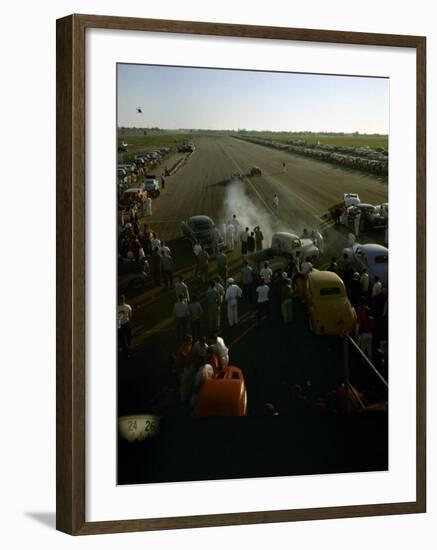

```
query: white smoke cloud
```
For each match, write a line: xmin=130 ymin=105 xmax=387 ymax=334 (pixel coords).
xmin=219 ymin=179 xmax=312 ymax=246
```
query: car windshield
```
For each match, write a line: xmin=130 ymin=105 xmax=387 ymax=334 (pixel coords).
xmin=374 ymin=255 xmax=388 ymax=264
xmin=320 ymin=287 xmax=341 ymax=296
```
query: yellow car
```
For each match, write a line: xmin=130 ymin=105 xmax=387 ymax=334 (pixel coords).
xmin=305 ymin=270 xmax=356 ymax=335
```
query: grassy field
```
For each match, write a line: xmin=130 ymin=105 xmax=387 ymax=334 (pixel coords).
xmin=237 ymin=132 xmax=388 ymax=150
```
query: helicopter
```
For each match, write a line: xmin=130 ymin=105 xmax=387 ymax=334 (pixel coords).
xmin=136 ymin=107 xmax=143 ymax=114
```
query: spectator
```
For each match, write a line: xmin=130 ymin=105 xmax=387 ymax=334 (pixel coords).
xmin=173 ymin=295 xmax=190 ymax=340
xmin=175 ymin=275 xmax=190 ymax=302
xmin=150 ymin=232 xmax=161 ymax=251
xmin=294 ymin=251 xmax=301 ymax=273
xmin=247 ymin=232 xmax=255 ymax=253
xmin=281 ymin=275 xmax=293 ymax=323
xmin=241 ymin=260 xmax=254 ymax=301
xmin=117 ymin=295 xmax=132 ymax=359
xmin=192 ymin=336 xmax=208 ymax=366
xmin=300 ymin=256 xmax=313 ymax=275
xmin=151 ymin=247 xmax=161 ymax=286
xmin=260 ymin=261 xmax=273 ymax=284
xmin=161 ymin=251 xmax=174 ymax=288
xmin=240 ymin=227 xmax=249 ymax=256
xmin=197 ymin=246 xmax=210 ymax=284
xmin=328 ymin=257 xmax=338 ymax=273
xmin=206 ymin=280 xmax=221 ymax=333
xmin=360 ymin=268 xmax=370 ymax=295
xmin=208 ymin=333 xmax=229 ymax=370
xmin=256 ymin=279 xmax=270 ymax=325
xmin=231 ymin=214 xmax=240 ymax=235
xmin=254 ymin=226 xmax=264 ymax=251
xmin=356 ymin=298 xmax=375 ymax=360
xmin=189 ymin=295 xmax=203 ymax=341
xmin=226 ymin=221 xmax=235 ymax=251
xmin=225 ymin=278 xmax=243 ymax=327
xmin=176 ymin=335 xmax=194 ymax=370
xmin=216 ymin=248 xmax=228 ymax=283
xmin=160 ymin=240 xmax=171 ymax=257
xmin=349 ymin=272 xmax=362 ymax=308
xmin=145 ymin=196 xmax=153 ymax=216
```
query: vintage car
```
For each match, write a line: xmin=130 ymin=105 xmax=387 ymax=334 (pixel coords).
xmin=305 ymin=270 xmax=357 ymax=335
xmin=142 ymin=175 xmax=160 ymax=198
xmin=181 ymin=215 xmax=224 ymax=250
xmin=195 ymin=366 xmax=247 ymax=417
xmin=118 ymin=187 xmax=147 ymax=211
xmin=346 ymin=203 xmax=387 ymax=230
xmin=343 ymin=243 xmax=389 ymax=286
xmin=248 ymin=166 xmax=262 ymax=177
xmin=271 ymin=232 xmax=320 ymax=261
xmin=343 ymin=192 xmax=360 ymax=207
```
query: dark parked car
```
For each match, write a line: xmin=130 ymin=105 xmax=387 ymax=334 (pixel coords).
xmin=181 ymin=215 xmax=223 ymax=250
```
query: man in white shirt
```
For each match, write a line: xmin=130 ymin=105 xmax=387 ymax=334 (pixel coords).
xmin=300 ymin=257 xmax=313 ymax=275
xmin=160 ymin=241 xmax=171 ymax=257
xmin=260 ymin=262 xmax=273 ymax=284
xmin=173 ymin=295 xmax=190 ymax=340
xmin=175 ymin=275 xmax=190 ymax=302
xmin=226 ymin=221 xmax=235 ymax=251
xmin=117 ymin=295 xmax=132 ymax=358
xmin=209 ymin=333 xmax=229 ymax=369
xmin=225 ymin=278 xmax=242 ymax=327
xmin=256 ymin=281 xmax=270 ymax=324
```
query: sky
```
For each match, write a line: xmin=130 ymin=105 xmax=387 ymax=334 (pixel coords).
xmin=117 ymin=64 xmax=389 ymax=134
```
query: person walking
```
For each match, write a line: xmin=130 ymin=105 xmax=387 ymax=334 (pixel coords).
xmin=118 ymin=294 xmax=132 ymax=359
xmin=231 ymin=214 xmax=240 ymax=235
xmin=254 ymin=226 xmax=264 ymax=251
xmin=312 ymin=229 xmax=324 ymax=254
xmin=225 ymin=278 xmax=242 ymax=327
xmin=240 ymin=227 xmax=249 ymax=256
xmin=272 ymin=193 xmax=279 ymax=214
xmin=282 ymin=161 xmax=286 ymax=173
xmin=197 ymin=246 xmax=210 ymax=285
xmin=161 ymin=175 xmax=166 ymax=189
xmin=256 ymin=280 xmax=270 ymax=325
xmin=161 ymin=251 xmax=174 ymax=288
xmin=216 ymin=248 xmax=228 ymax=283
xmin=206 ymin=280 xmax=221 ymax=333
xmin=145 ymin=196 xmax=153 ymax=216
xmin=173 ymin=295 xmax=190 ymax=341
xmin=189 ymin=295 xmax=203 ymax=341
xmin=241 ymin=260 xmax=254 ymax=302
xmin=281 ymin=276 xmax=293 ymax=323
xmin=175 ymin=275 xmax=190 ymax=302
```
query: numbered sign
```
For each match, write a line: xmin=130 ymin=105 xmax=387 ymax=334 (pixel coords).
xmin=118 ymin=414 xmax=160 ymax=442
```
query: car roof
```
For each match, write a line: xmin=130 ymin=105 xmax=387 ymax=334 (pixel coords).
xmin=189 ymin=215 xmax=213 ymax=223
xmin=308 ymin=270 xmax=344 ymax=288
xmin=273 ymin=231 xmax=299 ymax=240
xmin=355 ymin=243 xmax=389 ymax=256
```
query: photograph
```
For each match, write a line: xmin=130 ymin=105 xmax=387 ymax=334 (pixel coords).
xmin=116 ymin=63 xmax=390 ymax=485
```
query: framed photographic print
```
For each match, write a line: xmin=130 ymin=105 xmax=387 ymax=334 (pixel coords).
xmin=56 ymin=14 xmax=426 ymax=535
